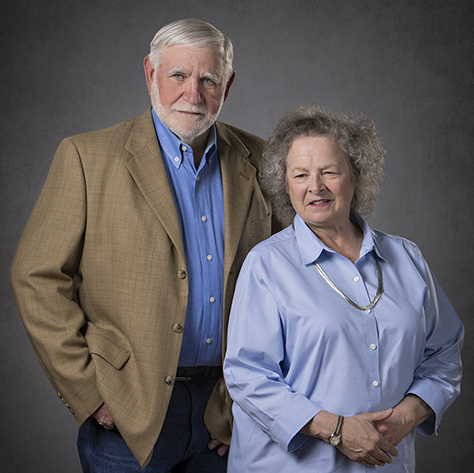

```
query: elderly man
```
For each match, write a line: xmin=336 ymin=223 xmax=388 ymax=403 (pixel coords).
xmin=10 ymin=19 xmax=274 ymax=472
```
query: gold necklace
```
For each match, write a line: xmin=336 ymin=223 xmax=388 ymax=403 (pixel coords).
xmin=314 ymin=259 xmax=383 ymax=311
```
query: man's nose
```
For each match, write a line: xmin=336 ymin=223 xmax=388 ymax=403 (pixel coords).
xmin=183 ymin=79 xmax=201 ymax=104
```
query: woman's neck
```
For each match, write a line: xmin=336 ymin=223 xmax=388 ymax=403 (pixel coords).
xmin=312 ymin=220 xmax=363 ymax=263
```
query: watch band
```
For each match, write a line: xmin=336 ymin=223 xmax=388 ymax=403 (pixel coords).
xmin=329 ymin=415 xmax=344 ymax=446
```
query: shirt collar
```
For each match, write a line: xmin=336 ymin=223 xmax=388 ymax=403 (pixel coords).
xmin=151 ymin=107 xmax=217 ymax=169
xmin=294 ymin=211 xmax=385 ymax=265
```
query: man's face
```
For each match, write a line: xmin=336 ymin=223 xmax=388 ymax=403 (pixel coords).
xmin=144 ymin=44 xmax=234 ymax=144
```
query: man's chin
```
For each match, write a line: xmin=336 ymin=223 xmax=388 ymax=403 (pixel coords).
xmin=168 ymin=121 xmax=214 ymax=144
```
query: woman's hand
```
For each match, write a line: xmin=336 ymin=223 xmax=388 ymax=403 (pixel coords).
xmin=339 ymin=410 xmax=398 ymax=467
xmin=301 ymin=409 xmax=398 ymax=467
xmin=375 ymin=395 xmax=434 ymax=446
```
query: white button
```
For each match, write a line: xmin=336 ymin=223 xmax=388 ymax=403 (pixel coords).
xmin=373 ymin=381 xmax=379 ymax=387
xmin=196 ymin=176 xmax=200 ymax=181
xmin=354 ymin=276 xmax=360 ymax=282
xmin=209 ymin=297 xmax=216 ymax=303
xmin=206 ymin=337 xmax=212 ymax=344
xmin=207 ymin=254 xmax=212 ymax=261
xmin=181 ymin=145 xmax=187 ymax=152
xmin=201 ymin=216 xmax=207 ymax=222
xmin=370 ymin=344 xmax=377 ymax=350
xmin=174 ymin=157 xmax=179 ymax=162
xmin=365 ymin=309 xmax=371 ymax=314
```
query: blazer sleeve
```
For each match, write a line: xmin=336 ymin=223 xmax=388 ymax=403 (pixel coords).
xmin=10 ymin=137 xmax=103 ymax=425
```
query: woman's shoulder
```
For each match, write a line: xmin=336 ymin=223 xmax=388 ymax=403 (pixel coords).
xmin=250 ymin=224 xmax=296 ymax=255
xmin=370 ymin=227 xmax=424 ymax=263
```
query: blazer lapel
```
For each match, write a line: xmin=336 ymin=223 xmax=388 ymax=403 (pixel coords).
xmin=122 ymin=113 xmax=257 ymax=270
xmin=124 ymin=110 xmax=185 ymax=258
xmin=217 ymin=122 xmax=257 ymax=278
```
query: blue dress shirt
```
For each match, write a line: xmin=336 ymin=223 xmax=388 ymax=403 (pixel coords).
xmin=152 ymin=109 xmax=224 ymax=367
xmin=224 ymin=212 xmax=463 ymax=472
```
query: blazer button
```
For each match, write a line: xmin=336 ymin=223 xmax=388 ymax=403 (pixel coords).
xmin=164 ymin=376 xmax=174 ymax=385
xmin=177 ymin=270 xmax=186 ymax=279
xmin=173 ymin=323 xmax=183 ymax=333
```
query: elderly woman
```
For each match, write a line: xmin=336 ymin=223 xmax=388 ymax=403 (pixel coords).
xmin=223 ymin=105 xmax=463 ymax=472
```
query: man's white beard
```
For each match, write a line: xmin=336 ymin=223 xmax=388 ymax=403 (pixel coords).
xmin=150 ymin=81 xmax=223 ymax=144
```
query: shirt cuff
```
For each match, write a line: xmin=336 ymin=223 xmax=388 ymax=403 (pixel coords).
xmin=269 ymin=395 xmax=322 ymax=452
xmin=407 ymin=380 xmax=448 ymax=436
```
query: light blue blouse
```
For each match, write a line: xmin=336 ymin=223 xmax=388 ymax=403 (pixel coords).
xmin=224 ymin=213 xmax=463 ymax=472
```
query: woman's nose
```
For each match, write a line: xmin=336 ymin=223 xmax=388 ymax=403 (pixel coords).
xmin=309 ymin=174 xmax=325 ymax=193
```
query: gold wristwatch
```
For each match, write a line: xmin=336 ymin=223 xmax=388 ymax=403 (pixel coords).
xmin=328 ymin=415 xmax=344 ymax=446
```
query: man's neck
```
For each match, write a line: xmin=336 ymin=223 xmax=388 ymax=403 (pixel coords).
xmin=178 ymin=129 xmax=211 ymax=170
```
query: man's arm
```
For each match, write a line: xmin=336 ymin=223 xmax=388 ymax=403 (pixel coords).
xmin=10 ymin=138 xmax=102 ymax=424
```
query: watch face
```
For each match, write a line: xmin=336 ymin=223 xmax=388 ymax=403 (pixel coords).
xmin=329 ymin=434 xmax=341 ymax=446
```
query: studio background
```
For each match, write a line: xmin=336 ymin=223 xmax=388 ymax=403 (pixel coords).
xmin=1 ymin=0 xmax=472 ymax=471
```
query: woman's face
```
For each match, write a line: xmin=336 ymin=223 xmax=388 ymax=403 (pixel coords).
xmin=286 ymin=135 xmax=356 ymax=233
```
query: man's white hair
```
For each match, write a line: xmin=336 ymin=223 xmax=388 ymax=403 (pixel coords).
xmin=149 ymin=19 xmax=234 ymax=80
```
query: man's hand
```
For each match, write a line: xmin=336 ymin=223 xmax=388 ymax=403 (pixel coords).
xmin=207 ymin=436 xmax=229 ymax=456
xmin=92 ymin=403 xmax=115 ymax=430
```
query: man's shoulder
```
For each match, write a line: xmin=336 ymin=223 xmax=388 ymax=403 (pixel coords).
xmin=66 ymin=109 xmax=153 ymax=148
xmin=216 ymin=121 xmax=265 ymax=149
xmin=215 ymin=121 xmax=266 ymax=169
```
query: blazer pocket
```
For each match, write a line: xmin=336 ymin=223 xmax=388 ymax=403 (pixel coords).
xmin=249 ymin=212 xmax=272 ymax=236
xmin=85 ymin=324 xmax=131 ymax=370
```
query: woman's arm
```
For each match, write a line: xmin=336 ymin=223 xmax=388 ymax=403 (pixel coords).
xmin=301 ymin=409 xmax=399 ymax=467
xmin=374 ymin=394 xmax=434 ymax=446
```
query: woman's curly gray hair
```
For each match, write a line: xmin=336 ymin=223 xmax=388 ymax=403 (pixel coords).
xmin=260 ymin=104 xmax=385 ymax=226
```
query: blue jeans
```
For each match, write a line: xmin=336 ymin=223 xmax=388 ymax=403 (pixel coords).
xmin=77 ymin=375 xmax=227 ymax=472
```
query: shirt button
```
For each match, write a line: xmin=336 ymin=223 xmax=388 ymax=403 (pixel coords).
xmin=206 ymin=337 xmax=212 ymax=345
xmin=181 ymin=145 xmax=187 ymax=152
xmin=370 ymin=344 xmax=377 ymax=350
xmin=196 ymin=176 xmax=200 ymax=181
xmin=365 ymin=309 xmax=371 ymax=314
xmin=354 ymin=276 xmax=360 ymax=282
xmin=373 ymin=381 xmax=379 ymax=387
xmin=172 ymin=323 xmax=184 ymax=333
xmin=177 ymin=270 xmax=186 ymax=279
xmin=201 ymin=216 xmax=207 ymax=222
xmin=207 ymin=254 xmax=213 ymax=261
xmin=174 ymin=157 xmax=179 ymax=162
xmin=165 ymin=376 xmax=174 ymax=385
xmin=209 ymin=297 xmax=216 ymax=303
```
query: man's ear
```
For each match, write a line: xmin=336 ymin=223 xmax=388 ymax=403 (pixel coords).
xmin=223 ymin=71 xmax=236 ymax=102
xmin=143 ymin=56 xmax=155 ymax=96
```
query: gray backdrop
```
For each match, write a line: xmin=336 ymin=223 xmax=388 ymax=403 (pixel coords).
xmin=1 ymin=0 xmax=472 ymax=471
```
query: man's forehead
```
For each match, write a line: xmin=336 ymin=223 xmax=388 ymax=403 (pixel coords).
xmin=161 ymin=44 xmax=224 ymax=67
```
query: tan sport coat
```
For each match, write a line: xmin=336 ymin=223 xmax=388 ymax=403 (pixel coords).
xmin=10 ymin=109 xmax=273 ymax=467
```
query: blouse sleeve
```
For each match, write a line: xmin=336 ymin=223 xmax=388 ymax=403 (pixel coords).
xmin=403 ymin=241 xmax=464 ymax=436
xmin=224 ymin=249 xmax=321 ymax=452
